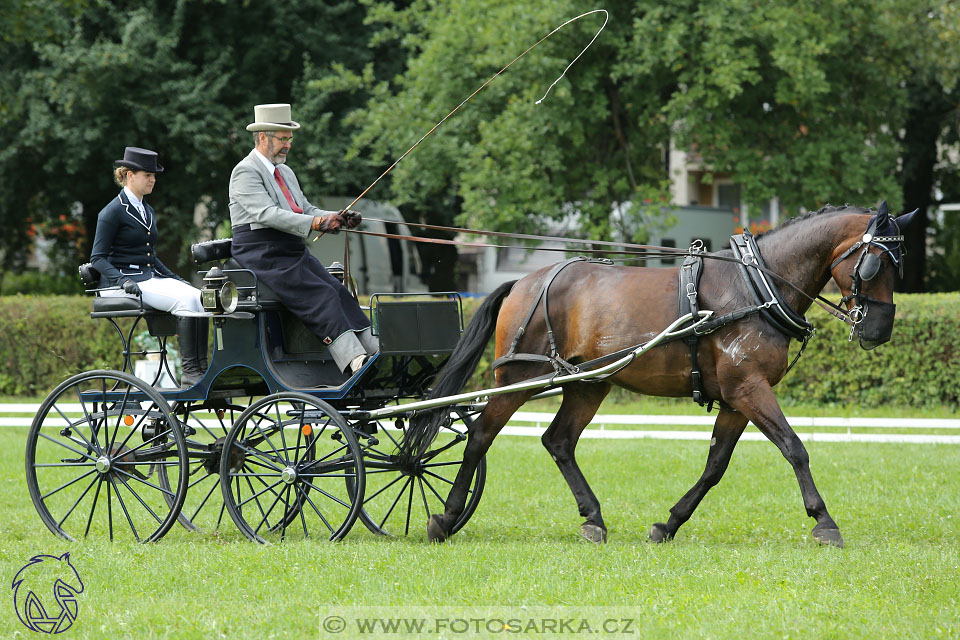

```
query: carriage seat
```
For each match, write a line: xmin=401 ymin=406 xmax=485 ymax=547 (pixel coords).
xmin=191 ymin=238 xmax=346 ymax=310
xmin=78 ymin=263 xmax=176 ymax=335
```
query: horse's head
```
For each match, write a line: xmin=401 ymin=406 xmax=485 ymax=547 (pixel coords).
xmin=829 ymin=201 xmax=918 ymax=349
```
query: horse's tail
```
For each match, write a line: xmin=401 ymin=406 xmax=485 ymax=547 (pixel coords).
xmin=398 ymin=279 xmax=518 ymax=467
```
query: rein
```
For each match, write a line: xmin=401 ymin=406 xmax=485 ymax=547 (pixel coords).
xmin=344 ymin=219 xmax=859 ymax=328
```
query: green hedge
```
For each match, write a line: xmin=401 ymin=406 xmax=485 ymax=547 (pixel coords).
xmin=0 ymin=295 xmax=133 ymax=396
xmin=1 ymin=293 xmax=957 ymax=406
xmin=778 ymin=293 xmax=960 ymax=408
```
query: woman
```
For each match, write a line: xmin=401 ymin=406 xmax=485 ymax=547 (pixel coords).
xmin=90 ymin=146 xmax=207 ymax=387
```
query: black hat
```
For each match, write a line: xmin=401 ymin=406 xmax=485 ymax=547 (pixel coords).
xmin=115 ymin=147 xmax=164 ymax=173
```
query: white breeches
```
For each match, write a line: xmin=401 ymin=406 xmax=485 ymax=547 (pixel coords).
xmin=101 ymin=276 xmax=203 ymax=316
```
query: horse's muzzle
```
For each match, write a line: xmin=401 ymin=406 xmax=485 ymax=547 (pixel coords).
xmin=857 ymin=298 xmax=896 ymax=350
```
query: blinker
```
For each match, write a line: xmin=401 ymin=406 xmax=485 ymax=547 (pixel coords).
xmin=858 ymin=252 xmax=881 ymax=281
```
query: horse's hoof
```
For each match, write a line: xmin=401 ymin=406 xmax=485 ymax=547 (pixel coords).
xmin=427 ymin=514 xmax=448 ymax=543
xmin=649 ymin=522 xmax=673 ymax=543
xmin=579 ymin=523 xmax=607 ymax=544
xmin=812 ymin=524 xmax=844 ymax=548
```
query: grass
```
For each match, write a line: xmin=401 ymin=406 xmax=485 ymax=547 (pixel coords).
xmin=2 ymin=416 xmax=959 ymax=639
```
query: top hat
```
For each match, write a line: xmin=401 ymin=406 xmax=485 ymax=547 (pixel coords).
xmin=115 ymin=147 xmax=164 ymax=173
xmin=246 ymin=103 xmax=301 ymax=132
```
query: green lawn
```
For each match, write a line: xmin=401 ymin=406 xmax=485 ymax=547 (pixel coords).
xmin=2 ymin=418 xmax=959 ymax=639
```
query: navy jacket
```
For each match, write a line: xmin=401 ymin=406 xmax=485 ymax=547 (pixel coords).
xmin=90 ymin=191 xmax=181 ymax=287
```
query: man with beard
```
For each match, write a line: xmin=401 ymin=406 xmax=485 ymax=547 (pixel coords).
xmin=228 ymin=103 xmax=377 ymax=376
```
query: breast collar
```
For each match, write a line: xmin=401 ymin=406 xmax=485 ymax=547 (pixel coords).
xmin=729 ymin=232 xmax=815 ymax=341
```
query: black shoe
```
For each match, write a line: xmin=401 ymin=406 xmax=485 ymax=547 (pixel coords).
xmin=180 ymin=370 xmax=203 ymax=388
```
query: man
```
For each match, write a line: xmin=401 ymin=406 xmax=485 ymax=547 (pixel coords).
xmin=229 ymin=103 xmax=377 ymax=375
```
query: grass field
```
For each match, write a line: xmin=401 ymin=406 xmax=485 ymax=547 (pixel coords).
xmin=2 ymin=415 xmax=959 ymax=639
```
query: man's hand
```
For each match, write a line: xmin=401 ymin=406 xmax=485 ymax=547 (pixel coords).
xmin=122 ymin=279 xmax=141 ymax=295
xmin=343 ymin=210 xmax=362 ymax=228
xmin=312 ymin=214 xmax=343 ymax=234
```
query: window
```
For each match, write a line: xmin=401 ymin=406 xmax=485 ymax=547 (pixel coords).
xmin=661 ymin=238 xmax=677 ymax=265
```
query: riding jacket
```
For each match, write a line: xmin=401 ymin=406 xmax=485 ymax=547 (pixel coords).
xmin=90 ymin=190 xmax=181 ymax=287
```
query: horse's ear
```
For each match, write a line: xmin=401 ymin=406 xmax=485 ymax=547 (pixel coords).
xmin=876 ymin=200 xmax=889 ymax=225
xmin=896 ymin=207 xmax=920 ymax=230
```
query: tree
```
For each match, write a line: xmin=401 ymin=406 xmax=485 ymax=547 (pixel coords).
xmin=0 ymin=0 xmax=403 ymax=284
xmin=344 ymin=0 xmax=959 ymax=289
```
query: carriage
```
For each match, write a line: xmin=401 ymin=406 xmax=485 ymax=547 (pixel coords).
xmin=25 ymin=238 xmax=487 ymax=543
xmin=26 ymin=203 xmax=918 ymax=547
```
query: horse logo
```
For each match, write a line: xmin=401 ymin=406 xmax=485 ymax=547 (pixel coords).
xmin=11 ymin=553 xmax=84 ymax=634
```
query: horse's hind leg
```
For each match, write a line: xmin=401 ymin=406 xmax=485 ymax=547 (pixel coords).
xmin=426 ymin=391 xmax=531 ymax=542
xmin=732 ymin=382 xmax=843 ymax=547
xmin=650 ymin=409 xmax=748 ymax=543
xmin=540 ymin=382 xmax=611 ymax=543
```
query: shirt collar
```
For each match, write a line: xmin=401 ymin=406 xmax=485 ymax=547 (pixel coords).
xmin=253 ymin=149 xmax=279 ymax=175
xmin=122 ymin=187 xmax=144 ymax=209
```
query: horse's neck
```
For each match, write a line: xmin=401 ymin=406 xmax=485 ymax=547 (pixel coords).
xmin=754 ymin=216 xmax=851 ymax=313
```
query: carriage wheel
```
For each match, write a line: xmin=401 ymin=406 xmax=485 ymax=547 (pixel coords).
xmin=158 ymin=402 xmax=246 ymax=532
xmin=349 ymin=408 xmax=486 ymax=537
xmin=219 ymin=393 xmax=364 ymax=543
xmin=25 ymin=370 xmax=188 ymax=543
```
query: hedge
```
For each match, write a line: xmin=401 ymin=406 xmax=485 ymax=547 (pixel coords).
xmin=1 ymin=293 xmax=957 ymax=407
xmin=0 ymin=295 xmax=135 ymax=396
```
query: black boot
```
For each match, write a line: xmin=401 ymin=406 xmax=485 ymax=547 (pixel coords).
xmin=178 ymin=317 xmax=206 ymax=388
xmin=195 ymin=317 xmax=209 ymax=373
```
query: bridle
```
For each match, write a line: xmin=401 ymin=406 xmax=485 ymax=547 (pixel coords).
xmin=828 ymin=215 xmax=906 ymax=339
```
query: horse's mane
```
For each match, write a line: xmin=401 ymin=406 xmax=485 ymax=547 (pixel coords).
xmin=755 ymin=204 xmax=876 ymax=240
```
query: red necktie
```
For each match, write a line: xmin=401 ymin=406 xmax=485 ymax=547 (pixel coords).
xmin=274 ymin=167 xmax=303 ymax=213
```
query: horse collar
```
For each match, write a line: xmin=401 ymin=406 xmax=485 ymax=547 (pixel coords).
xmin=729 ymin=233 xmax=815 ymax=342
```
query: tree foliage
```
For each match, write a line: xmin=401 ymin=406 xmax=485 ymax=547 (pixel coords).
xmin=1 ymin=0 xmax=957 ymax=292
xmin=0 ymin=0 xmax=401 ymax=282
xmin=344 ymin=0 xmax=959 ymax=289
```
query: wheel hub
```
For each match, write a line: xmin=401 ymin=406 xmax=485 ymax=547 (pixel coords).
xmin=96 ymin=455 xmax=111 ymax=474
xmin=281 ymin=466 xmax=297 ymax=484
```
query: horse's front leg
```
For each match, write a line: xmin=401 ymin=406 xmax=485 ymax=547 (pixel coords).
xmin=650 ymin=409 xmax=748 ymax=543
xmin=730 ymin=381 xmax=843 ymax=547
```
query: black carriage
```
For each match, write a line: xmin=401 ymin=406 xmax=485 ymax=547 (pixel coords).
xmin=24 ymin=239 xmax=486 ymax=543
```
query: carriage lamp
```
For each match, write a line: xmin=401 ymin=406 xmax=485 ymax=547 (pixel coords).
xmin=201 ymin=266 xmax=238 ymax=314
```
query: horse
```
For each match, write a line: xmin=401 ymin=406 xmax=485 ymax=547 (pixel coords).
xmin=399 ymin=202 xmax=918 ymax=547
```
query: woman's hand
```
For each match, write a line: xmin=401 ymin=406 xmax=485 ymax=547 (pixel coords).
xmin=121 ymin=279 xmax=141 ymax=295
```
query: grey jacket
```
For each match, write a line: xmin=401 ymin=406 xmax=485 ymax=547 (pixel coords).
xmin=228 ymin=150 xmax=333 ymax=238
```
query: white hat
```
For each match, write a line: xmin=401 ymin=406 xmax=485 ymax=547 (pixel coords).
xmin=246 ymin=103 xmax=301 ymax=132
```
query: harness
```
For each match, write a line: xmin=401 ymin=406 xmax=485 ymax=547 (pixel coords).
xmin=828 ymin=216 xmax=905 ymax=340
xmin=489 ymin=215 xmax=906 ymax=410
xmin=675 ymin=233 xmax=814 ymax=409
xmin=492 ymin=257 xmax=612 ymax=374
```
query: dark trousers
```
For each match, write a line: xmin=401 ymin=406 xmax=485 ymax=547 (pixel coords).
xmin=232 ymin=227 xmax=370 ymax=343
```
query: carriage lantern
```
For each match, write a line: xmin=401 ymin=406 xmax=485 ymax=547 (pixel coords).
xmin=201 ymin=266 xmax=238 ymax=314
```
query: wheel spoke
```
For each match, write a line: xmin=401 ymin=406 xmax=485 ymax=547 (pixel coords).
xmin=83 ymin=477 xmax=105 ymax=538
xmin=108 ymin=475 xmax=142 ymax=542
xmin=41 ymin=468 xmax=98 ymax=500
xmin=113 ymin=472 xmax=164 ymax=524
xmin=56 ymin=473 xmax=100 ymax=529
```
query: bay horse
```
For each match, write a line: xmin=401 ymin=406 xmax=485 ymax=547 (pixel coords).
xmin=400 ymin=203 xmax=917 ymax=547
